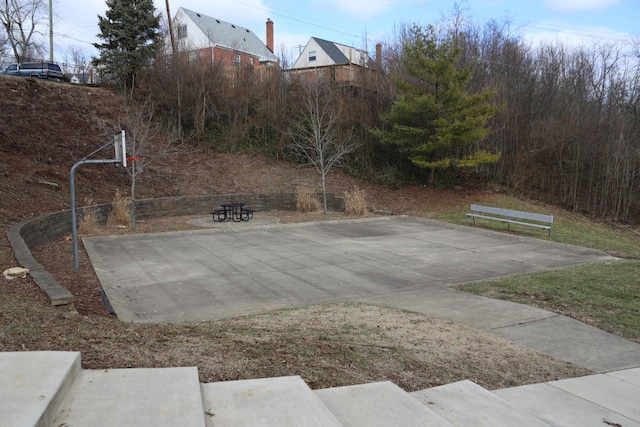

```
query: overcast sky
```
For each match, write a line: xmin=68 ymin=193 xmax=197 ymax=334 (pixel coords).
xmin=50 ymin=0 xmax=638 ymax=64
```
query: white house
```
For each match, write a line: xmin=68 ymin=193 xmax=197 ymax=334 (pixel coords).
xmin=288 ymin=37 xmax=383 ymax=85
xmin=170 ymin=8 xmax=278 ymax=69
xmin=292 ymin=38 xmax=378 ymax=69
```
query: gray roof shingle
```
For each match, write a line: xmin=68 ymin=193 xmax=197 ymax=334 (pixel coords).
xmin=182 ymin=8 xmax=277 ymax=62
xmin=312 ymin=37 xmax=349 ymax=64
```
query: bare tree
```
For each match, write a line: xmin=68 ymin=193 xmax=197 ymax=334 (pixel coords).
xmin=0 ymin=29 xmax=9 ymax=66
xmin=277 ymin=41 xmax=294 ymax=70
xmin=0 ymin=0 xmax=46 ymax=62
xmin=64 ymin=45 xmax=91 ymax=83
xmin=119 ymin=97 xmax=179 ymax=228
xmin=288 ymin=81 xmax=363 ymax=213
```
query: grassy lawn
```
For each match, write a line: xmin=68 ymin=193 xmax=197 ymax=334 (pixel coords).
xmin=430 ymin=194 xmax=640 ymax=343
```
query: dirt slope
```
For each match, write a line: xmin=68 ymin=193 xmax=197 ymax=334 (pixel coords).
xmin=0 ymin=75 xmax=472 ymax=226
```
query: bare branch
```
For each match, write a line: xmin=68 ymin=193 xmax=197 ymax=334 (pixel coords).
xmin=0 ymin=0 xmax=46 ymax=62
xmin=288 ymin=81 xmax=363 ymax=213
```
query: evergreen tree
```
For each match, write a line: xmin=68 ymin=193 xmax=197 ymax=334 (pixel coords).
xmin=93 ymin=0 xmax=161 ymax=92
xmin=372 ymin=25 xmax=501 ymax=185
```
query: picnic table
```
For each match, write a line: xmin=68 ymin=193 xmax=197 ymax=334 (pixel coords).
xmin=211 ymin=203 xmax=253 ymax=222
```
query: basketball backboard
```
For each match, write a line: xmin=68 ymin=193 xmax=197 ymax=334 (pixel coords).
xmin=113 ymin=130 xmax=126 ymax=167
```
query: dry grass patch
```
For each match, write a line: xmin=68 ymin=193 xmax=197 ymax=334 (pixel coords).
xmin=106 ymin=189 xmax=131 ymax=228
xmin=344 ymin=186 xmax=367 ymax=216
xmin=78 ymin=198 xmax=99 ymax=235
xmin=296 ymin=187 xmax=321 ymax=213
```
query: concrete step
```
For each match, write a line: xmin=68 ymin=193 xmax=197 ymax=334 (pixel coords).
xmin=315 ymin=381 xmax=454 ymax=426
xmin=0 ymin=351 xmax=81 ymax=427
xmin=495 ymin=368 xmax=640 ymax=426
xmin=51 ymin=366 xmax=205 ymax=427
xmin=411 ymin=380 xmax=550 ymax=426
xmin=201 ymin=375 xmax=342 ymax=426
xmin=4 ymin=350 xmax=640 ymax=427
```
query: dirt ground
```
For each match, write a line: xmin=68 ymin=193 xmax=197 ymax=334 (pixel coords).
xmin=0 ymin=76 xmax=592 ymax=390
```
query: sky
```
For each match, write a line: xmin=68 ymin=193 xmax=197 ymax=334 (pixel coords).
xmin=49 ymin=0 xmax=639 ymax=64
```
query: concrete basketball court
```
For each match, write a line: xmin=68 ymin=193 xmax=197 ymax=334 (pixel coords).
xmin=84 ymin=216 xmax=613 ymax=324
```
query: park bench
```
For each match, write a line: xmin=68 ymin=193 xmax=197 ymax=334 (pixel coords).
xmin=466 ymin=204 xmax=553 ymax=237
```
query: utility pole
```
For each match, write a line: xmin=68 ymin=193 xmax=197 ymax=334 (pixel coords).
xmin=165 ymin=0 xmax=176 ymax=53
xmin=49 ymin=0 xmax=53 ymax=62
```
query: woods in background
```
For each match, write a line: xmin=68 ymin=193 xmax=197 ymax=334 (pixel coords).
xmin=131 ymin=14 xmax=639 ymax=223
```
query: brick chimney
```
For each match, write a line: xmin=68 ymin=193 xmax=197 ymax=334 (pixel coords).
xmin=266 ymin=18 xmax=274 ymax=53
xmin=376 ymin=43 xmax=382 ymax=70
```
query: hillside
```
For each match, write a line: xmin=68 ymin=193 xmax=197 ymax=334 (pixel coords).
xmin=0 ymin=76 xmax=483 ymax=314
xmin=0 ymin=76 xmax=474 ymax=225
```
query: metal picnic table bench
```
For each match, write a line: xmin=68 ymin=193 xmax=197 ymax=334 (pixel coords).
xmin=211 ymin=203 xmax=253 ymax=222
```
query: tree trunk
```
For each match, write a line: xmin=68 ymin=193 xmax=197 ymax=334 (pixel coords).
xmin=321 ymin=171 xmax=328 ymax=214
xmin=130 ymin=166 xmax=137 ymax=230
xmin=427 ymin=168 xmax=435 ymax=186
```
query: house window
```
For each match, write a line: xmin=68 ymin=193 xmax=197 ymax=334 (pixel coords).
xmin=234 ymin=54 xmax=241 ymax=68
xmin=359 ymin=52 xmax=365 ymax=64
xmin=189 ymin=51 xmax=197 ymax=62
xmin=177 ymin=25 xmax=187 ymax=39
xmin=308 ymin=51 xmax=316 ymax=62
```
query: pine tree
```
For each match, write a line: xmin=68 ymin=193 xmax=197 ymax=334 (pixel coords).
xmin=93 ymin=0 xmax=161 ymax=92
xmin=372 ymin=25 xmax=501 ymax=185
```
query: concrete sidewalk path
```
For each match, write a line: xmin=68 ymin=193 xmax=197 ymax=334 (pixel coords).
xmin=83 ymin=216 xmax=640 ymax=372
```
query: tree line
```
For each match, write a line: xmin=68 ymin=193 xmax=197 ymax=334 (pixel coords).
xmin=133 ymin=18 xmax=639 ymax=222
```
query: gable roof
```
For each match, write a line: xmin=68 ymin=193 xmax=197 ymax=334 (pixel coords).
xmin=180 ymin=8 xmax=277 ymax=62
xmin=303 ymin=37 xmax=382 ymax=72
xmin=312 ymin=38 xmax=349 ymax=64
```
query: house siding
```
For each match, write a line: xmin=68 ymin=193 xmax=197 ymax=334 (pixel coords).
xmin=196 ymin=46 xmax=261 ymax=69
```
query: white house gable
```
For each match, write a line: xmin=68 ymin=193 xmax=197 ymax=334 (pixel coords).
xmin=292 ymin=37 xmax=371 ymax=70
xmin=173 ymin=8 xmax=211 ymax=51
xmin=293 ymin=39 xmax=323 ymax=68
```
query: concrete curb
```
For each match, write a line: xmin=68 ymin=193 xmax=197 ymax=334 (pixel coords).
xmin=7 ymin=220 xmax=74 ymax=306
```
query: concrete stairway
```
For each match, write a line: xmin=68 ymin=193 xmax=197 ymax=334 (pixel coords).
xmin=2 ymin=351 xmax=639 ymax=426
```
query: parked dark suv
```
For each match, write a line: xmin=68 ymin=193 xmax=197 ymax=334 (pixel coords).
xmin=0 ymin=61 xmax=64 ymax=80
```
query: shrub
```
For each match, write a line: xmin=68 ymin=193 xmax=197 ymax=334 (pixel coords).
xmin=344 ymin=186 xmax=367 ymax=216
xmin=106 ymin=189 xmax=131 ymax=227
xmin=296 ymin=187 xmax=321 ymax=213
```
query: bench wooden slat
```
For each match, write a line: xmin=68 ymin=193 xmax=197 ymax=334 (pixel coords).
xmin=469 ymin=204 xmax=553 ymax=223
xmin=467 ymin=204 xmax=553 ymax=236
xmin=466 ymin=213 xmax=551 ymax=229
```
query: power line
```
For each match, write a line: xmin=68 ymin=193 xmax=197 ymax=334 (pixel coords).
xmin=230 ymin=0 xmax=364 ymax=40
xmin=230 ymin=0 xmax=636 ymax=48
